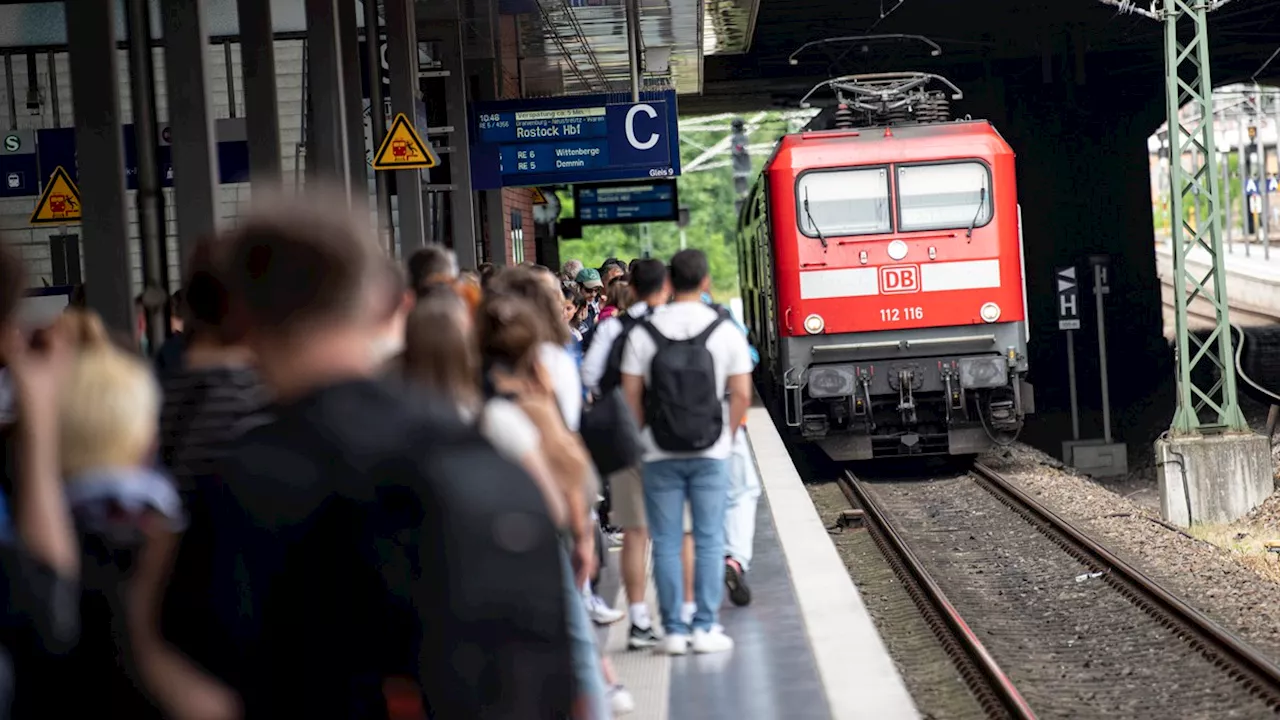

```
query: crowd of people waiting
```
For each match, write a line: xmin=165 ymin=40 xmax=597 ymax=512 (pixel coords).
xmin=0 ymin=186 xmax=762 ymax=719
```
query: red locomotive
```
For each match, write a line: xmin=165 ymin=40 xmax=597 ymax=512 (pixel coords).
xmin=737 ymin=73 xmax=1033 ymax=460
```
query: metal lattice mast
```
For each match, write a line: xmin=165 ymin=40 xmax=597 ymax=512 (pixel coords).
xmin=1162 ymin=0 xmax=1248 ymax=433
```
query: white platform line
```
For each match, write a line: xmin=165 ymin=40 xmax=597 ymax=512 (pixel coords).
xmin=746 ymin=408 xmax=921 ymax=720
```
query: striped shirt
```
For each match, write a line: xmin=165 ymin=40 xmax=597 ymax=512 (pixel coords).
xmin=159 ymin=366 xmax=272 ymax=495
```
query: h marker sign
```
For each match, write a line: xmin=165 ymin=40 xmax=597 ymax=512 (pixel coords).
xmin=1056 ymin=266 xmax=1081 ymax=331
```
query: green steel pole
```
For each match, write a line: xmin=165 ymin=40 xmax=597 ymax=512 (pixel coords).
xmin=1164 ymin=0 xmax=1248 ymax=434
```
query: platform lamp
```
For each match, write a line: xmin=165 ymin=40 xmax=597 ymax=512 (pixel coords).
xmin=644 ymin=46 xmax=672 ymax=76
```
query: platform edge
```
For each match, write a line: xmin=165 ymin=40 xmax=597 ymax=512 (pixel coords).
xmin=745 ymin=408 xmax=921 ymax=720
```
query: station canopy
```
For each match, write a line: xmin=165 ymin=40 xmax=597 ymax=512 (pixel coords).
xmin=512 ymin=0 xmax=759 ymax=96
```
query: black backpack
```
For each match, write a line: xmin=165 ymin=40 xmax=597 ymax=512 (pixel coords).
xmin=162 ymin=385 xmax=574 ymax=720
xmin=598 ymin=311 xmax=648 ymax=396
xmin=580 ymin=312 xmax=646 ymax=477
xmin=380 ymin=420 xmax=574 ymax=719
xmin=640 ymin=308 xmax=730 ymax=452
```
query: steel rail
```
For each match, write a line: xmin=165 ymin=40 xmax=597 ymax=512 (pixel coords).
xmin=839 ymin=471 xmax=1037 ymax=720
xmin=970 ymin=461 xmax=1280 ymax=709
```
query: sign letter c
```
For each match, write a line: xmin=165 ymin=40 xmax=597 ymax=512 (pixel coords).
xmin=625 ymin=104 xmax=660 ymax=151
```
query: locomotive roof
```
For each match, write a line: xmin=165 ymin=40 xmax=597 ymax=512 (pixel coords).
xmin=767 ymin=119 xmax=1013 ymax=172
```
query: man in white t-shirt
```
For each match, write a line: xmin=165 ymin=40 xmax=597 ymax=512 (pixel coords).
xmin=620 ymin=249 xmax=753 ymax=656
xmin=582 ymin=258 xmax=693 ymax=650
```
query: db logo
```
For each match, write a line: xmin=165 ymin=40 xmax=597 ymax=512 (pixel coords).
xmin=879 ymin=265 xmax=920 ymax=294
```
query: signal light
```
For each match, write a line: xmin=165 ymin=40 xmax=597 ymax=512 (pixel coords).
xmin=731 ymin=118 xmax=751 ymax=178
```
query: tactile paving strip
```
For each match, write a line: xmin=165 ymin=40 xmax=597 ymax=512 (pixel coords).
xmin=606 ymin=554 xmax=670 ymax=720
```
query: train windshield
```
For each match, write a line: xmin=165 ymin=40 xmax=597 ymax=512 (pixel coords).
xmin=897 ymin=162 xmax=992 ymax=232
xmin=796 ymin=167 xmax=891 ymax=237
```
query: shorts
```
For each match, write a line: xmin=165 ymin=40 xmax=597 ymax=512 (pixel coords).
xmin=608 ymin=465 xmax=693 ymax=532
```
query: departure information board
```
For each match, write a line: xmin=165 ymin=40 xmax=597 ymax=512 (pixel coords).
xmin=470 ymin=90 xmax=680 ymax=190
xmin=575 ymin=179 xmax=679 ymax=225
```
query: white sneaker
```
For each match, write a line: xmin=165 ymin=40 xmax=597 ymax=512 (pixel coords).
xmin=656 ymin=633 xmax=690 ymax=655
xmin=587 ymin=596 xmax=625 ymax=626
xmin=691 ymin=627 xmax=734 ymax=654
xmin=609 ymin=685 xmax=635 ymax=715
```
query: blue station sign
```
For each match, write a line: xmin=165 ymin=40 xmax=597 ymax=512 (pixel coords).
xmin=469 ymin=90 xmax=681 ymax=190
xmin=33 ymin=118 xmax=250 ymax=197
xmin=575 ymin=179 xmax=679 ymax=225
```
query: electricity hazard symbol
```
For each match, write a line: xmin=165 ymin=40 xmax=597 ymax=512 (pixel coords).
xmin=372 ymin=113 xmax=438 ymax=170
xmin=30 ymin=167 xmax=82 ymax=225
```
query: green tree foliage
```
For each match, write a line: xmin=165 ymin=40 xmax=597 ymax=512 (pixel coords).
xmin=556 ymin=112 xmax=797 ymax=301
xmin=1152 ymin=153 xmax=1248 ymax=234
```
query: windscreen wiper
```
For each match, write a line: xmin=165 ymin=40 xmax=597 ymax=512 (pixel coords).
xmin=966 ymin=186 xmax=988 ymax=239
xmin=803 ymin=189 xmax=829 ymax=249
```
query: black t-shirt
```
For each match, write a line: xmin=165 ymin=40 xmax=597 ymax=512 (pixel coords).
xmin=157 ymin=365 xmax=271 ymax=499
xmin=162 ymin=378 xmax=573 ymax=719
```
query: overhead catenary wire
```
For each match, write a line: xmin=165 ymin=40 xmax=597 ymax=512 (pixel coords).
xmin=865 ymin=0 xmax=909 ymax=33
xmin=683 ymin=110 xmax=767 ymax=173
xmin=1250 ymin=44 xmax=1280 ymax=83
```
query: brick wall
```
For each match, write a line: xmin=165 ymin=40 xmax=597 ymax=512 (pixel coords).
xmin=502 ymin=189 xmax=534 ymax=264
xmin=497 ymin=14 xmax=534 ymax=265
xmin=0 ymin=40 xmax=391 ymax=294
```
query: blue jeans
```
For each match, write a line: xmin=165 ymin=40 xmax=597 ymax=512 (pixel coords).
xmin=642 ymin=457 xmax=731 ymax=635
xmin=561 ymin=548 xmax=611 ymax=720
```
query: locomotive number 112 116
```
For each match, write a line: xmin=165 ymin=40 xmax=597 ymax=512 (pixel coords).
xmin=880 ymin=307 xmax=924 ymax=323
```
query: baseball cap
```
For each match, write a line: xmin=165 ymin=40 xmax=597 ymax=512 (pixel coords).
xmin=575 ymin=268 xmax=603 ymax=289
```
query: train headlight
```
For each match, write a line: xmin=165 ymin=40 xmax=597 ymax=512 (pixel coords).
xmin=887 ymin=240 xmax=909 ymax=261
xmin=958 ymin=356 xmax=1009 ymax=389
xmin=980 ymin=302 xmax=1001 ymax=323
xmin=803 ymin=314 xmax=825 ymax=334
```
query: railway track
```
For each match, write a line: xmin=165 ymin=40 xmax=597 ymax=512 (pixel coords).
xmin=840 ymin=463 xmax=1280 ymax=719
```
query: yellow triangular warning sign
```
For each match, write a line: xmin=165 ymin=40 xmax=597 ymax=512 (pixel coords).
xmin=373 ymin=113 xmax=438 ymax=170
xmin=30 ymin=167 xmax=82 ymax=225
xmin=531 ymin=187 xmax=548 ymax=205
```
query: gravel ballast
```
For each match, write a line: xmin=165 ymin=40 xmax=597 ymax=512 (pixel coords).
xmin=982 ymin=443 xmax=1280 ymax=662
xmin=808 ymin=481 xmax=988 ymax=720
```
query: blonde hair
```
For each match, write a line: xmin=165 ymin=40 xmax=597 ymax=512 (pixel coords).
xmin=57 ymin=311 xmax=162 ymax=477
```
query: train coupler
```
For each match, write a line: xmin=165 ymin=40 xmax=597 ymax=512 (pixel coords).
xmin=896 ymin=369 xmax=918 ymax=425
xmin=988 ymin=399 xmax=1019 ymax=430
